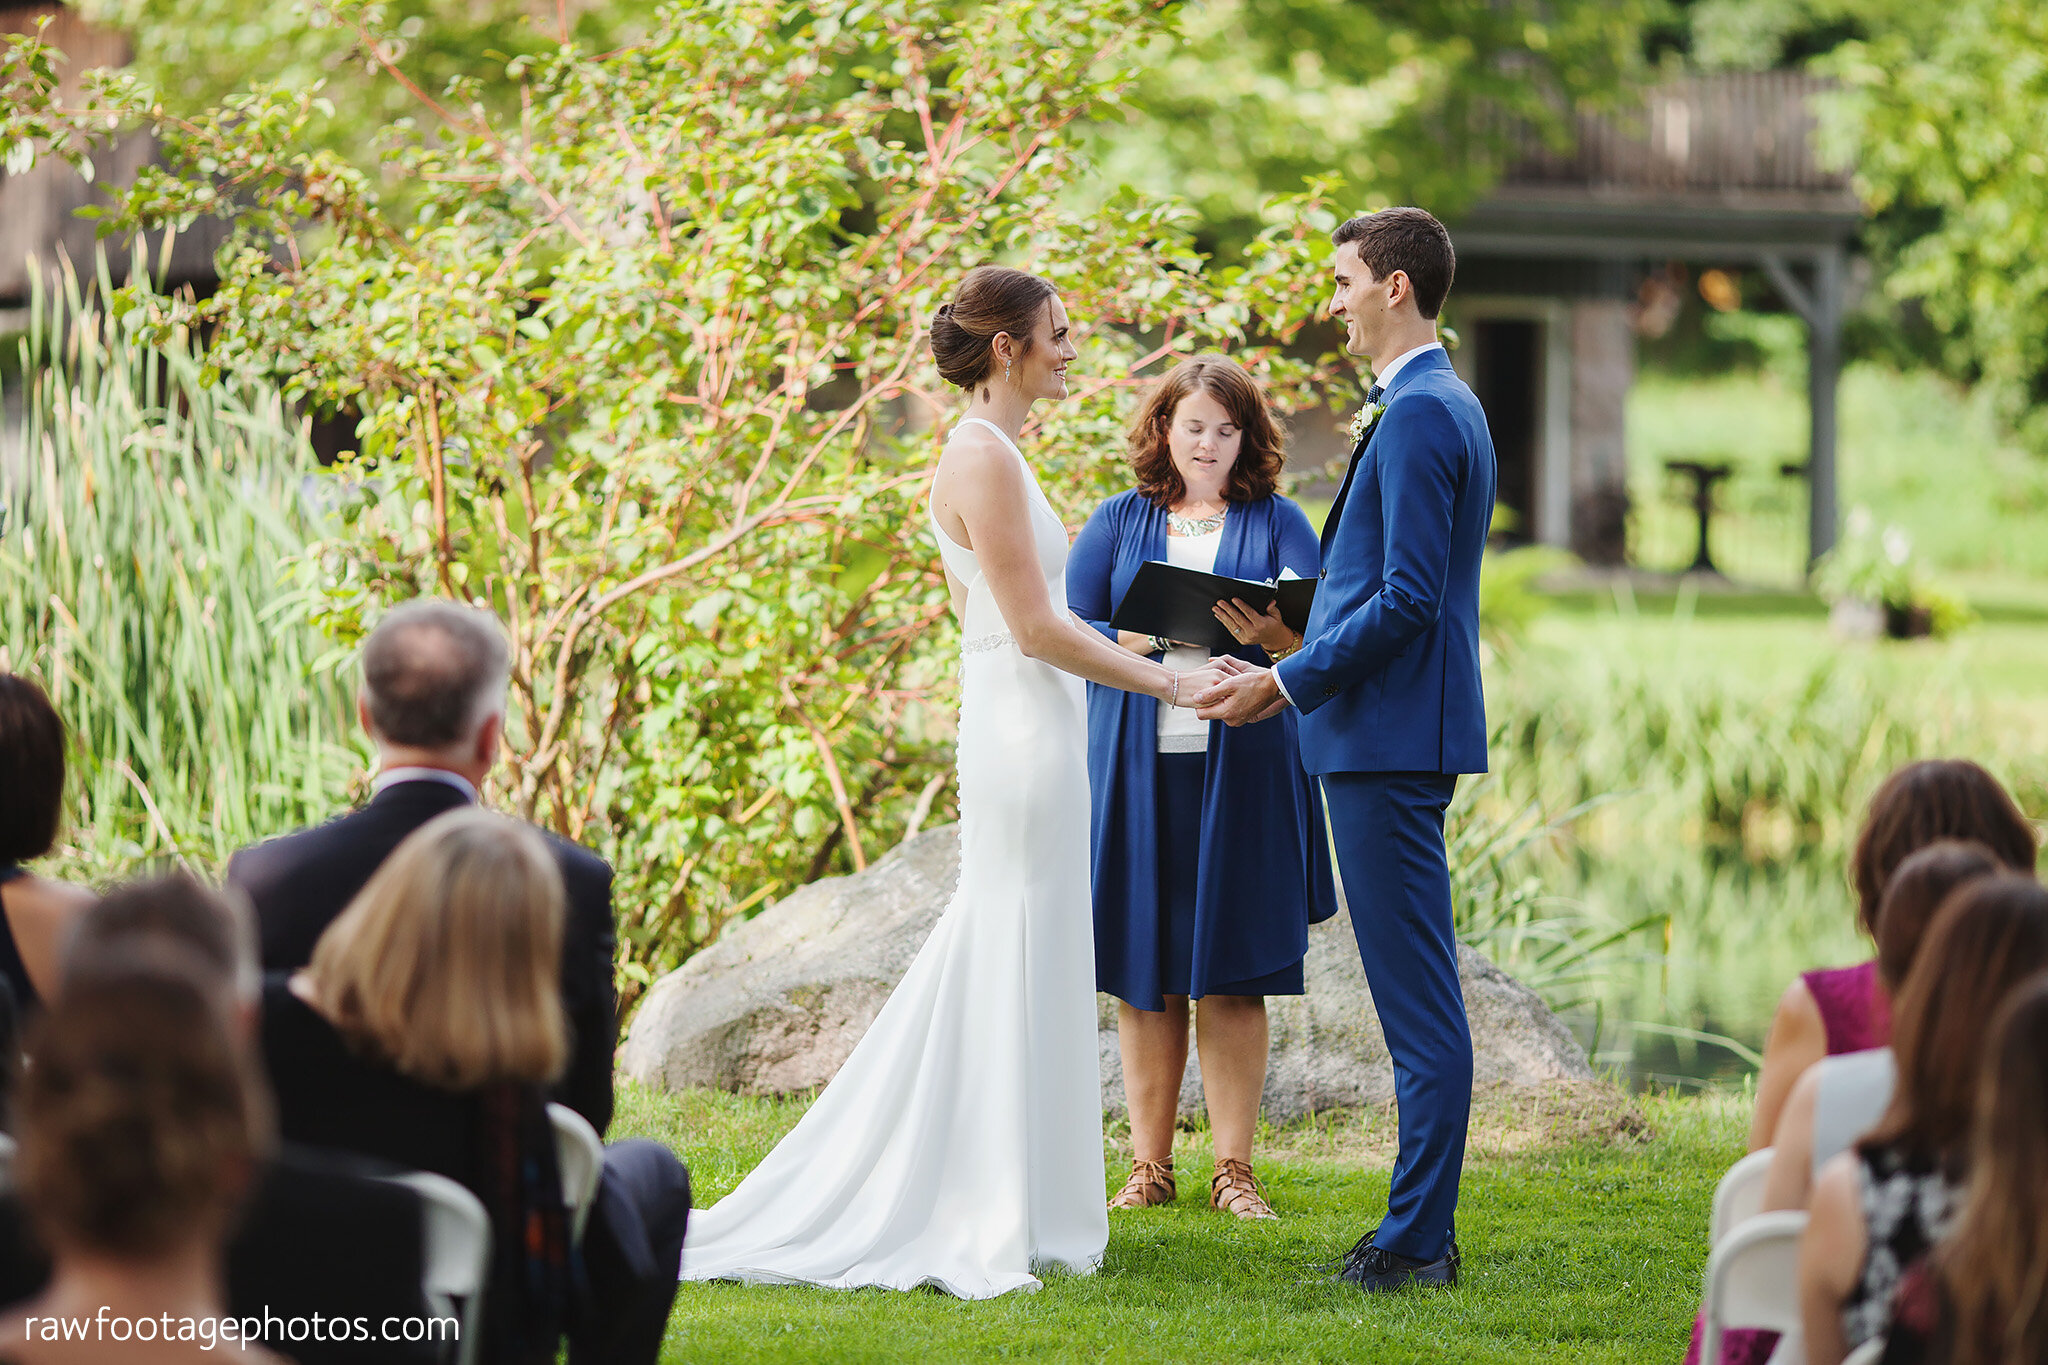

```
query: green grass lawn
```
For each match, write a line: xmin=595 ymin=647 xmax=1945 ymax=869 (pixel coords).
xmin=616 ymin=1083 xmax=1745 ymax=1365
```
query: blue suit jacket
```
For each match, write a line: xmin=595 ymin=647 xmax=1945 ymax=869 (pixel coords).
xmin=1275 ymin=347 xmax=1496 ymax=776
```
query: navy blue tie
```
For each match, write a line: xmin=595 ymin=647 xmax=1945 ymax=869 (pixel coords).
xmin=1366 ymin=382 xmax=1385 ymax=404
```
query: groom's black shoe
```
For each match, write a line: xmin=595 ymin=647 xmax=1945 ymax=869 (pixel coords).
xmin=1336 ymin=1228 xmax=1459 ymax=1293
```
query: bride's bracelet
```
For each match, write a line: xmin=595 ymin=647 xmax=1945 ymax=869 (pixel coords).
xmin=1168 ymin=672 xmax=1180 ymax=709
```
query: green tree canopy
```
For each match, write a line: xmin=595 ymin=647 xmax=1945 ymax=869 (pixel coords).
xmin=1107 ymin=0 xmax=1659 ymax=250
xmin=1826 ymin=0 xmax=2048 ymax=448
xmin=4 ymin=0 xmax=1346 ymax=991
xmin=68 ymin=0 xmax=1663 ymax=246
xmin=75 ymin=0 xmax=638 ymax=168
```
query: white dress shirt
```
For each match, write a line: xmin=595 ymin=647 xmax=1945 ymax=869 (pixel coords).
xmin=1157 ymin=525 xmax=1224 ymax=752
xmin=1272 ymin=339 xmax=1445 ymax=710
xmin=371 ymin=766 xmax=480 ymax=803
xmin=1363 ymin=340 xmax=1444 ymax=398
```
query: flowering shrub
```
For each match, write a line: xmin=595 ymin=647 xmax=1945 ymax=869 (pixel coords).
xmin=3 ymin=0 xmax=1345 ymax=993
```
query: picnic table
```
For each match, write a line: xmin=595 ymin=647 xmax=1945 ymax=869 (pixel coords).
xmin=1664 ymin=459 xmax=1735 ymax=576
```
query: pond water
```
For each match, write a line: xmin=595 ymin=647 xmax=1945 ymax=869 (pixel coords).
xmin=1547 ymin=846 xmax=1869 ymax=1091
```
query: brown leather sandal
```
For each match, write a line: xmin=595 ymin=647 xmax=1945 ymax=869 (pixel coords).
xmin=1210 ymin=1158 xmax=1278 ymax=1220
xmin=1109 ymin=1157 xmax=1176 ymax=1209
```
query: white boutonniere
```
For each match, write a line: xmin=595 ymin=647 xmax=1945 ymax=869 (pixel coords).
xmin=1348 ymin=398 xmax=1385 ymax=444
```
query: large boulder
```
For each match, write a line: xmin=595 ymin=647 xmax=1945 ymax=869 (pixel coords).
xmin=620 ymin=825 xmax=1595 ymax=1119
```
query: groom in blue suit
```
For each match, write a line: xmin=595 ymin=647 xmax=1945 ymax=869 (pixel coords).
xmin=1196 ymin=207 xmax=1496 ymax=1291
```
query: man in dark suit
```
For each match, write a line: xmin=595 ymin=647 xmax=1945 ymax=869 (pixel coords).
xmin=226 ymin=599 xmax=616 ymax=1135
xmin=1197 ymin=207 xmax=1497 ymax=1292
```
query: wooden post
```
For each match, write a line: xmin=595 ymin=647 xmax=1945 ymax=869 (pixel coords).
xmin=1806 ymin=248 xmax=1844 ymax=566
xmin=1762 ymin=248 xmax=1846 ymax=569
xmin=1567 ymin=299 xmax=1633 ymax=565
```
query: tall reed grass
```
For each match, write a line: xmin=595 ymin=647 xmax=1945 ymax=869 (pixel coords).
xmin=1490 ymin=645 xmax=2048 ymax=863
xmin=1447 ymin=778 xmax=1659 ymax=1012
xmin=0 ymin=263 xmax=358 ymax=880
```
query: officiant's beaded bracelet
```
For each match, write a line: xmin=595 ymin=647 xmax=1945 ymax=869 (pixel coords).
xmin=961 ymin=632 xmax=1014 ymax=655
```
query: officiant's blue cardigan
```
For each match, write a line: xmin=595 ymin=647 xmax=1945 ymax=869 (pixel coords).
xmin=1067 ymin=490 xmax=1339 ymax=1007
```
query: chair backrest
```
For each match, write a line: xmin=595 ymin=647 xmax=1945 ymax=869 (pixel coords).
xmin=1842 ymin=1337 xmax=1886 ymax=1365
xmin=1701 ymin=1209 xmax=1808 ymax=1365
xmin=1812 ymin=1050 xmax=1896 ymax=1179
xmin=547 ymin=1103 xmax=605 ymax=1243
xmin=379 ymin=1170 xmax=491 ymax=1365
xmin=1710 ymin=1147 xmax=1776 ymax=1247
xmin=227 ymin=1146 xmax=441 ymax=1365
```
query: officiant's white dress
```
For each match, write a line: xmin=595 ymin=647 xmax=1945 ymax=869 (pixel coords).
xmin=679 ymin=417 xmax=1108 ymax=1298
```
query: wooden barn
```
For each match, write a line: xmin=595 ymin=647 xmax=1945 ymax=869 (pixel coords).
xmin=1449 ymin=72 xmax=1861 ymax=567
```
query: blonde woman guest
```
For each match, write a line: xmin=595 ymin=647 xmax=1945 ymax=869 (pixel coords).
xmin=0 ymin=951 xmax=288 ymax=1365
xmin=260 ymin=810 xmax=690 ymax=1365
xmin=1067 ymin=354 xmax=1338 ymax=1219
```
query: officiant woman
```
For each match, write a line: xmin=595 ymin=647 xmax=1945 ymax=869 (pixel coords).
xmin=1068 ymin=353 xmax=1338 ymax=1221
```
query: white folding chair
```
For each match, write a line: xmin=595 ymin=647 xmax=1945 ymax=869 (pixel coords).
xmin=1842 ymin=1338 xmax=1886 ymax=1365
xmin=0 ymin=1132 xmax=17 ymax=1191
xmin=1701 ymin=1209 xmax=1808 ymax=1365
xmin=380 ymin=1170 xmax=491 ymax=1365
xmin=1709 ymin=1147 xmax=1777 ymax=1247
xmin=547 ymin=1103 xmax=605 ymax=1243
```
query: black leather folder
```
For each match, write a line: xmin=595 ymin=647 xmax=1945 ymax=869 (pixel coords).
xmin=1108 ymin=560 xmax=1316 ymax=652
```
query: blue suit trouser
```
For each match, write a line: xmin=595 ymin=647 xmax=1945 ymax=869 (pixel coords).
xmin=568 ymin=1139 xmax=692 ymax=1365
xmin=1319 ymin=771 xmax=1470 ymax=1262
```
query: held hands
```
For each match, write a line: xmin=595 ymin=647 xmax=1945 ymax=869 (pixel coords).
xmin=1191 ymin=664 xmax=1288 ymax=727
xmin=1165 ymin=662 xmax=1237 ymax=709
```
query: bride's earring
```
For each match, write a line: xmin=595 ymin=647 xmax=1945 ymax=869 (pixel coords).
xmin=1004 ymin=358 xmax=1013 ymax=384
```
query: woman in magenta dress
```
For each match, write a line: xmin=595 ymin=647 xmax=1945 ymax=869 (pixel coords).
xmin=1745 ymin=759 xmax=2035 ymax=1151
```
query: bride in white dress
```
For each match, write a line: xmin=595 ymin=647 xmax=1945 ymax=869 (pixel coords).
xmin=679 ymin=266 xmax=1237 ymax=1298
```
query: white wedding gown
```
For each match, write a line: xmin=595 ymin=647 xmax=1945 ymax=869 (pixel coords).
xmin=679 ymin=417 xmax=1108 ymax=1298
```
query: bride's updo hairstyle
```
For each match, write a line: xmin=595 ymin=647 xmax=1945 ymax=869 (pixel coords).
xmin=931 ymin=266 xmax=1058 ymax=400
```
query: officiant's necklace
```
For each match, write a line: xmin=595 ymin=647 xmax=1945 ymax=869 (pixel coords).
xmin=1167 ymin=505 xmax=1227 ymax=537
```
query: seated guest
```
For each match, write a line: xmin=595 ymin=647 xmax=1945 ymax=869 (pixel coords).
xmin=0 ymin=674 xmax=95 ymax=1014
xmin=1747 ymin=760 xmax=2035 ymax=1152
xmin=68 ymin=872 xmax=263 ymax=1010
xmin=1067 ymin=354 xmax=1338 ymax=1217
xmin=1797 ymin=875 xmax=2048 ymax=1365
xmin=226 ymin=598 xmax=617 ymax=1135
xmin=264 ymin=810 xmax=689 ymax=1365
xmin=1882 ymin=973 xmax=2048 ymax=1365
xmin=56 ymin=874 xmax=437 ymax=1365
xmin=1762 ymin=841 xmax=2008 ymax=1213
xmin=0 ymin=952 xmax=288 ymax=1365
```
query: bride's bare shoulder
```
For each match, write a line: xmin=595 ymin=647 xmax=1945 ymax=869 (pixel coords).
xmin=934 ymin=424 xmax=1023 ymax=494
